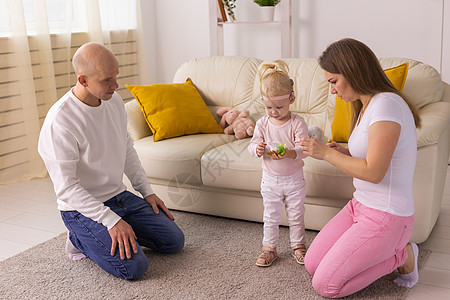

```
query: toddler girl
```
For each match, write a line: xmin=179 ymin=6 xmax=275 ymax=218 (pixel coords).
xmin=248 ymin=60 xmax=309 ymax=267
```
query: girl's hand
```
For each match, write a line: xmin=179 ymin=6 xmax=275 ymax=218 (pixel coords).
xmin=256 ymin=142 xmax=266 ymax=157
xmin=270 ymin=152 xmax=282 ymax=160
xmin=271 ymin=148 xmax=296 ymax=160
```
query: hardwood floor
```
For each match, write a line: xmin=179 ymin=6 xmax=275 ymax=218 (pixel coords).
xmin=0 ymin=167 xmax=449 ymax=298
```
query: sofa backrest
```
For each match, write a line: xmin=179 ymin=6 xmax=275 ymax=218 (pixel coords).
xmin=173 ymin=56 xmax=262 ymax=114
xmin=249 ymin=58 xmax=331 ymax=136
xmin=173 ymin=56 xmax=444 ymax=141
xmin=378 ymin=58 xmax=443 ymax=109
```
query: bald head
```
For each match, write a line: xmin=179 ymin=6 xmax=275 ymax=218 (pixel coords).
xmin=71 ymin=42 xmax=120 ymax=105
xmin=72 ymin=42 xmax=118 ymax=77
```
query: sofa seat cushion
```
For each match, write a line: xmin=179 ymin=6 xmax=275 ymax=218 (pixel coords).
xmin=133 ymin=133 xmax=235 ymax=185
xmin=303 ymin=154 xmax=355 ymax=200
xmin=202 ymin=139 xmax=356 ymax=198
xmin=201 ymin=139 xmax=262 ymax=191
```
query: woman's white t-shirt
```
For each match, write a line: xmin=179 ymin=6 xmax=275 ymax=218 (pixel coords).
xmin=348 ymin=92 xmax=417 ymax=217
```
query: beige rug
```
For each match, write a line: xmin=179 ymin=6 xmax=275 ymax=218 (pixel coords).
xmin=0 ymin=211 xmax=430 ymax=300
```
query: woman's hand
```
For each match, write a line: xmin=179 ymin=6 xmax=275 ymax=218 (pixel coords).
xmin=300 ymin=137 xmax=330 ymax=160
xmin=328 ymin=141 xmax=350 ymax=156
xmin=301 ymin=121 xmax=401 ymax=183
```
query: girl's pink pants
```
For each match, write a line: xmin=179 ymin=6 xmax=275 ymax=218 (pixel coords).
xmin=304 ymin=198 xmax=414 ymax=298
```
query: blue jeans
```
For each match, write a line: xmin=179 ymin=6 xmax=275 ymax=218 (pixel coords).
xmin=61 ymin=190 xmax=185 ymax=280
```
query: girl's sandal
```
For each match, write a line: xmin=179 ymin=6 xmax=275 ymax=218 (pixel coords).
xmin=255 ymin=248 xmax=278 ymax=267
xmin=291 ymin=244 xmax=307 ymax=265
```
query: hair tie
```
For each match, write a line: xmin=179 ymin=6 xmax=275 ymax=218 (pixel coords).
xmin=262 ymin=92 xmax=292 ymax=101
xmin=271 ymin=67 xmax=277 ymax=73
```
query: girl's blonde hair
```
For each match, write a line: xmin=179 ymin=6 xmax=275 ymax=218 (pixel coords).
xmin=258 ymin=60 xmax=294 ymax=99
xmin=318 ymin=38 xmax=421 ymax=130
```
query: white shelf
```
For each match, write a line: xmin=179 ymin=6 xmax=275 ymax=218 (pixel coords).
xmin=218 ymin=21 xmax=280 ymax=25
xmin=209 ymin=0 xmax=292 ymax=57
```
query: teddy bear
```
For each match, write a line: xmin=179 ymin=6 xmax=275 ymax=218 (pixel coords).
xmin=216 ymin=107 xmax=255 ymax=139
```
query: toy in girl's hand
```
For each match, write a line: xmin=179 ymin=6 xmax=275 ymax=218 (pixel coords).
xmin=266 ymin=142 xmax=286 ymax=156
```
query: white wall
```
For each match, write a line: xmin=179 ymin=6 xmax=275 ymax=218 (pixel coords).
xmin=139 ymin=0 xmax=211 ymax=84
xmin=140 ymin=0 xmax=450 ymax=84
xmin=443 ymin=0 xmax=450 ymax=83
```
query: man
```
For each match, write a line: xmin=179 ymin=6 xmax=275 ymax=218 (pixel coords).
xmin=38 ymin=42 xmax=184 ymax=280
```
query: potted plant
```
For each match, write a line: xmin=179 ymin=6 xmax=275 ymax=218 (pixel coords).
xmin=222 ymin=0 xmax=237 ymax=22
xmin=253 ymin=0 xmax=280 ymax=21
xmin=254 ymin=0 xmax=281 ymax=6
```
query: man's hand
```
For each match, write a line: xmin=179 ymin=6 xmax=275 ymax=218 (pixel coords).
xmin=109 ymin=219 xmax=138 ymax=259
xmin=145 ymin=194 xmax=175 ymax=221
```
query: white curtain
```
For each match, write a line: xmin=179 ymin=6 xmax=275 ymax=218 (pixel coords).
xmin=0 ymin=0 xmax=146 ymax=184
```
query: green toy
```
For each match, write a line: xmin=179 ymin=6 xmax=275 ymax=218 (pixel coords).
xmin=266 ymin=142 xmax=286 ymax=156
xmin=277 ymin=143 xmax=286 ymax=156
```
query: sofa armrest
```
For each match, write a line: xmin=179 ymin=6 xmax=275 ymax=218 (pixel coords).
xmin=417 ymin=101 xmax=450 ymax=148
xmin=124 ymin=99 xmax=152 ymax=141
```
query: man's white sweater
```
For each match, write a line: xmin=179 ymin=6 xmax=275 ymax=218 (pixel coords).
xmin=38 ymin=90 xmax=153 ymax=229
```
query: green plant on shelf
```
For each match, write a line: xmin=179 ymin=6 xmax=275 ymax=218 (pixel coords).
xmin=222 ymin=0 xmax=237 ymax=21
xmin=253 ymin=0 xmax=281 ymax=6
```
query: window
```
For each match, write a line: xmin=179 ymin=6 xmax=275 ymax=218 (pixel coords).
xmin=0 ymin=0 xmax=137 ymax=36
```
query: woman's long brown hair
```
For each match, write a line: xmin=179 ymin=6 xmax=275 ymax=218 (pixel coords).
xmin=318 ymin=38 xmax=421 ymax=131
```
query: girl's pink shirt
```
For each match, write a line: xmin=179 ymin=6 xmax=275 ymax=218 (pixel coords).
xmin=248 ymin=113 xmax=308 ymax=176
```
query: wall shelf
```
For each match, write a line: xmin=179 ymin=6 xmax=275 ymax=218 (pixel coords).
xmin=218 ymin=21 xmax=279 ymax=25
xmin=209 ymin=0 xmax=292 ymax=57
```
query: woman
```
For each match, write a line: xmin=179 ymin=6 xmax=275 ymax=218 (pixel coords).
xmin=300 ymin=38 xmax=422 ymax=298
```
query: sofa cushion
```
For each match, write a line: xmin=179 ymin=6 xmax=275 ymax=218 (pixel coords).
xmin=251 ymin=58 xmax=330 ymax=117
xmin=379 ymin=58 xmax=443 ymax=109
xmin=173 ymin=56 xmax=262 ymax=111
xmin=201 ymin=139 xmax=262 ymax=191
xmin=125 ymin=99 xmax=152 ymax=140
xmin=133 ymin=133 xmax=235 ymax=186
xmin=249 ymin=58 xmax=330 ymax=140
xmin=126 ymin=79 xmax=223 ymax=142
xmin=303 ymin=156 xmax=355 ymax=200
xmin=201 ymin=138 xmax=356 ymax=198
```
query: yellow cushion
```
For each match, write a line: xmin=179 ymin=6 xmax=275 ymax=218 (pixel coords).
xmin=126 ymin=78 xmax=223 ymax=142
xmin=330 ymin=62 xmax=409 ymax=142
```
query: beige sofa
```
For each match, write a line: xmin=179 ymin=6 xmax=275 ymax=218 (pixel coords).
xmin=124 ymin=56 xmax=450 ymax=244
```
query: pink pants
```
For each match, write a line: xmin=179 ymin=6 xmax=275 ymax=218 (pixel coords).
xmin=304 ymin=198 xmax=414 ymax=298
xmin=261 ymin=170 xmax=306 ymax=248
